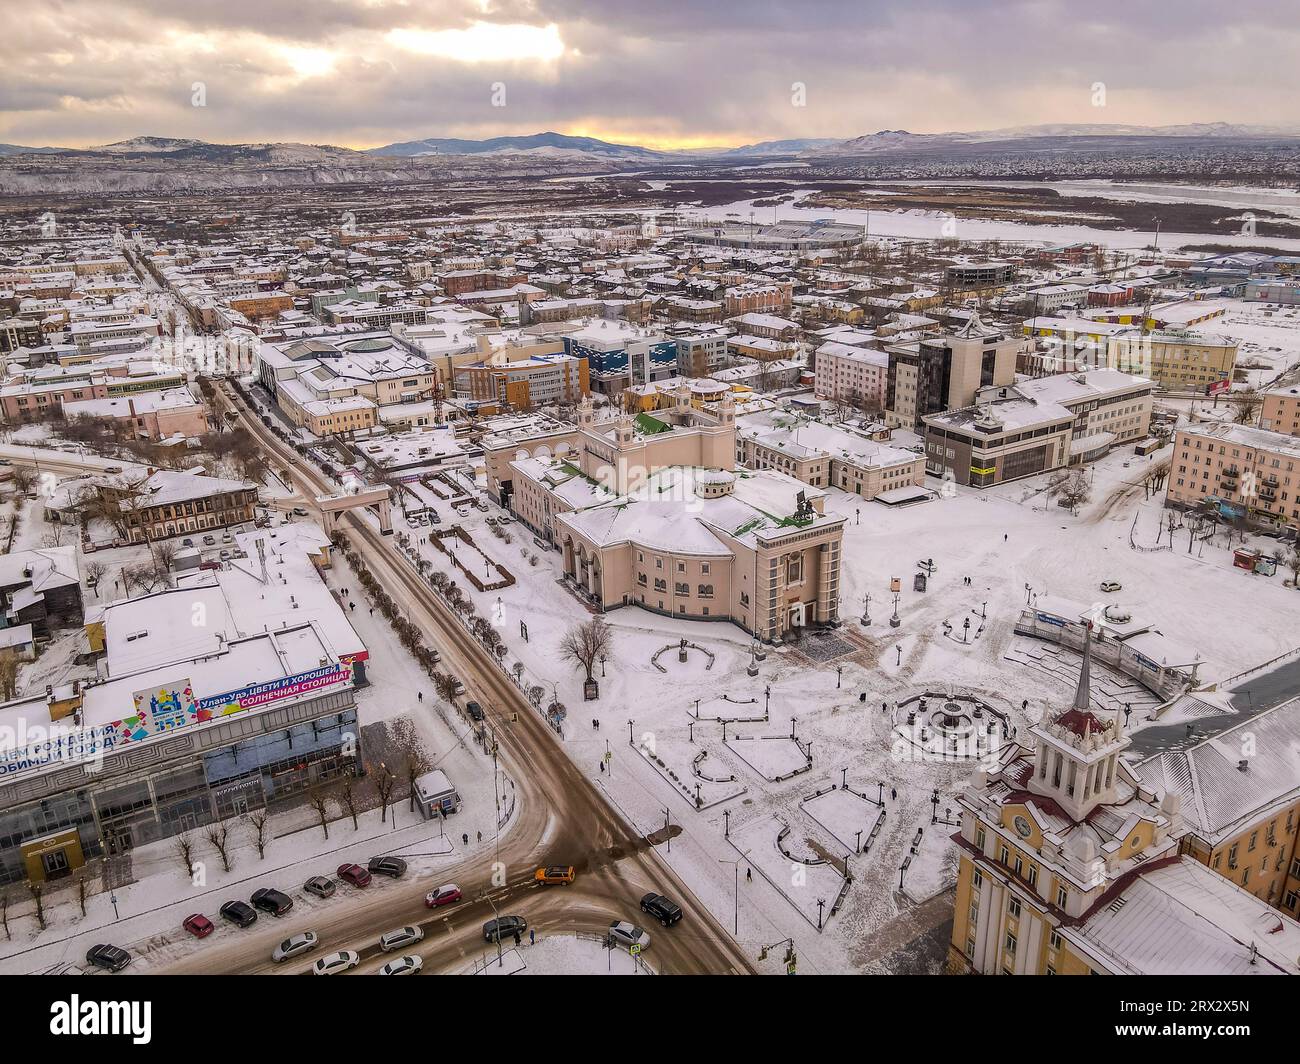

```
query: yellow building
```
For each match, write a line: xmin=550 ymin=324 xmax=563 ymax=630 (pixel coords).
xmin=1137 ymin=695 xmax=1300 ymax=919
xmin=950 ymin=627 xmax=1300 ymax=975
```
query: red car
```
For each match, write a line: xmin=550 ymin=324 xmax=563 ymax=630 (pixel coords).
xmin=425 ymin=883 xmax=462 ymax=908
xmin=337 ymin=863 xmax=371 ymax=888
xmin=182 ymin=913 xmax=214 ymax=939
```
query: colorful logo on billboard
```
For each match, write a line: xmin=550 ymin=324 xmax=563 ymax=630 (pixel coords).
xmin=122 ymin=679 xmax=198 ymax=743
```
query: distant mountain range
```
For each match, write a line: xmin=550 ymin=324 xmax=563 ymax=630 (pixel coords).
xmin=2 ymin=123 xmax=1297 ymax=164
xmin=803 ymin=122 xmax=1300 ymax=157
xmin=365 ymin=131 xmax=663 ymax=160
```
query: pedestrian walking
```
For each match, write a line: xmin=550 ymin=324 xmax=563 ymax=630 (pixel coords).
xmin=891 ymin=787 xmax=897 ymax=801
xmin=477 ymin=831 xmax=482 ymax=842
xmin=462 ymin=833 xmax=469 ymax=846
xmin=599 ymin=761 xmax=604 ymax=773
xmin=593 ymin=718 xmax=598 ymax=730
xmin=746 ymin=868 xmax=752 ymax=883
xmin=513 ymin=930 xmax=521 ymax=947
xmin=529 ymin=929 xmax=535 ymax=946
xmin=418 ymin=692 xmax=423 ymax=702
xmin=1021 ymin=699 xmax=1028 ymax=710
xmin=1003 ymin=533 xmax=1008 ymax=542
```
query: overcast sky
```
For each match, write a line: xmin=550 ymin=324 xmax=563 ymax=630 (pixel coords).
xmin=2 ymin=0 xmax=1295 ymax=149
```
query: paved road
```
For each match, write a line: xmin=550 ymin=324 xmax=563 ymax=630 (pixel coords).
xmin=163 ymin=381 xmax=754 ymax=976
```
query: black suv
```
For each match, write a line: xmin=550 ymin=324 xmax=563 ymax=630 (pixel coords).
xmin=250 ymin=887 xmax=294 ymax=916
xmin=466 ymin=701 xmax=485 ymax=722
xmin=220 ymin=900 xmax=258 ymax=928
xmin=85 ymin=944 xmax=131 ymax=972
xmin=368 ymin=856 xmax=408 ymax=879
xmin=640 ymin=892 xmax=683 ymax=926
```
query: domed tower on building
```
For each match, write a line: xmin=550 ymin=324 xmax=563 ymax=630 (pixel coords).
xmin=1026 ymin=622 xmax=1130 ymax=822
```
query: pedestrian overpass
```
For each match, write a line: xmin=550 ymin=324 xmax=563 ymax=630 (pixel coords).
xmin=315 ymin=485 xmax=394 ymax=535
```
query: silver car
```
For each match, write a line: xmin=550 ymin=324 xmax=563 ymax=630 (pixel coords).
xmin=378 ymin=954 xmax=424 ymax=976
xmin=608 ymin=921 xmax=651 ymax=952
xmin=312 ymin=950 xmax=359 ymax=975
xmin=272 ymin=931 xmax=319 ymax=963
xmin=379 ymin=925 xmax=425 ymax=953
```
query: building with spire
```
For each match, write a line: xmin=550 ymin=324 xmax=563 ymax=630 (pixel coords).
xmin=948 ymin=623 xmax=1300 ymax=974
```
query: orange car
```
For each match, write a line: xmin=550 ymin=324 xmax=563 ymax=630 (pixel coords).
xmin=535 ymin=865 xmax=576 ymax=885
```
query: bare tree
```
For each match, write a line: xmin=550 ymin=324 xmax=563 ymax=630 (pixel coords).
xmin=0 ymin=650 xmax=19 ymax=702
xmin=29 ymin=882 xmax=45 ymax=931
xmin=375 ymin=765 xmax=397 ymax=824
xmin=10 ymin=466 xmax=36 ymax=495
xmin=559 ymin=617 xmax=613 ymax=685
xmin=84 ymin=560 xmax=109 ymax=597
xmin=403 ymin=747 xmax=430 ymax=813
xmin=340 ymin=770 xmax=361 ymax=827
xmin=1230 ymin=388 xmax=1263 ymax=426
xmin=1047 ymin=469 xmax=1091 ymax=515
xmin=308 ymin=788 xmax=333 ymax=840
xmin=244 ymin=811 xmax=270 ymax=859
xmin=1286 ymin=549 xmax=1300 ymax=589
xmin=204 ymin=823 xmax=232 ymax=873
xmin=174 ymin=832 xmax=198 ymax=879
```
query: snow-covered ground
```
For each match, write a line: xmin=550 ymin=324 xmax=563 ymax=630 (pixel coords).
xmin=359 ymin=426 xmax=1300 ymax=974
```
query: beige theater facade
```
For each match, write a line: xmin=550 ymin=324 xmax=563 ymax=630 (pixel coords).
xmin=504 ymin=391 xmax=845 ymax=643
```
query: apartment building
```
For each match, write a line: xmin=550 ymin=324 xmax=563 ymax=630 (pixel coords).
xmin=1108 ymin=331 xmax=1238 ymax=394
xmin=1166 ymin=421 xmax=1300 ymax=530
xmin=814 ymin=341 xmax=888 ymax=409
xmin=1261 ymin=385 xmax=1300 ymax=436
xmin=61 ymin=386 xmax=209 ymax=441
xmin=1138 ymin=696 xmax=1300 ymax=919
xmin=453 ymin=351 xmax=588 ymax=411
xmin=736 ymin=411 xmax=926 ymax=500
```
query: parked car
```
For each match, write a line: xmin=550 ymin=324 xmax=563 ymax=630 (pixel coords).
xmin=483 ymin=915 xmax=527 ymax=943
xmin=219 ymin=900 xmax=258 ymax=928
xmin=85 ymin=944 xmax=131 ymax=972
xmin=292 ymin=506 xmax=309 ymax=517
xmin=425 ymin=884 xmax=462 ymax=908
xmin=304 ymin=875 xmax=336 ymax=899
xmin=250 ymin=887 xmax=294 ymax=916
xmin=312 ymin=950 xmax=360 ymax=975
xmin=451 ymin=678 xmax=466 ymax=697
xmin=182 ymin=913 xmax=214 ymax=938
xmin=379 ymin=925 xmax=424 ymax=953
xmin=608 ymin=921 xmax=651 ymax=952
xmin=639 ymin=893 xmax=683 ymax=926
xmin=466 ymin=701 xmax=485 ymax=722
xmin=272 ymin=932 xmax=319 ymax=963
xmin=378 ymin=955 xmax=423 ymax=976
xmin=535 ymin=865 xmax=576 ymax=885
xmin=337 ymin=863 xmax=372 ymax=888
xmin=103 ymin=466 xmax=123 ymax=474
xmin=203 ymin=534 xmax=217 ymax=546
xmin=368 ymin=856 xmax=408 ymax=879
xmin=1100 ymin=580 xmax=1123 ymax=593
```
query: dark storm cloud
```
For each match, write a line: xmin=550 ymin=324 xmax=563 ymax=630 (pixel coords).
xmin=0 ymin=0 xmax=1295 ymax=148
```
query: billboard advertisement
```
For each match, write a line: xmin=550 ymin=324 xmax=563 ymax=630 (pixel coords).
xmin=194 ymin=661 xmax=353 ymax=719
xmin=124 ymin=679 xmax=198 ymax=742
